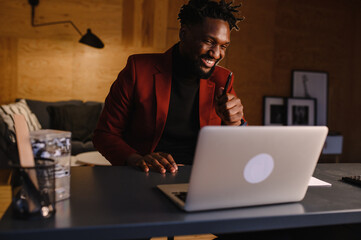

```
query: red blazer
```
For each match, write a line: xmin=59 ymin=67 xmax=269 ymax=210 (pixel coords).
xmin=93 ymin=45 xmax=242 ymax=165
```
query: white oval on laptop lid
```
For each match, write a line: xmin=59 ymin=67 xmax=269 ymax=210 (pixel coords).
xmin=243 ymin=153 xmax=274 ymax=184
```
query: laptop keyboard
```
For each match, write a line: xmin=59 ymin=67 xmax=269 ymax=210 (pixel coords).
xmin=172 ymin=191 xmax=187 ymax=202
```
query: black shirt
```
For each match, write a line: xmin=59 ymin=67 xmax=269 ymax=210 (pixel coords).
xmin=154 ymin=45 xmax=200 ymax=165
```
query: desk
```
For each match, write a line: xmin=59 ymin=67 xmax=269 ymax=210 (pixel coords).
xmin=1 ymin=164 xmax=361 ymax=240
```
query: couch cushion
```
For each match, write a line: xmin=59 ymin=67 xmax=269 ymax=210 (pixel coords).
xmin=84 ymin=101 xmax=104 ymax=108
xmin=0 ymin=99 xmax=42 ymax=134
xmin=24 ymin=99 xmax=83 ymax=129
xmin=47 ymin=103 xmax=102 ymax=142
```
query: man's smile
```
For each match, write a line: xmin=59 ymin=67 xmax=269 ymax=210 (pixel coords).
xmin=201 ymin=57 xmax=217 ymax=69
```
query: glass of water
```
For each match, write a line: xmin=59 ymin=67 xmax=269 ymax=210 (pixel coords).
xmin=30 ymin=129 xmax=71 ymax=202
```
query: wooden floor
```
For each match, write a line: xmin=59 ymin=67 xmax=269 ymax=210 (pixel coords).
xmin=0 ymin=185 xmax=11 ymax=219
xmin=0 ymin=184 xmax=215 ymax=240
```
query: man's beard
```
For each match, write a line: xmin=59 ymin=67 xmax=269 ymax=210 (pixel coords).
xmin=188 ymin=55 xmax=220 ymax=79
xmin=196 ymin=64 xmax=216 ymax=79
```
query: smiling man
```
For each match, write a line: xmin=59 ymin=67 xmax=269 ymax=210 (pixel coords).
xmin=93 ymin=0 xmax=247 ymax=173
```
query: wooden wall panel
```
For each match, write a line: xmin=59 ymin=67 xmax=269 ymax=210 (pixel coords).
xmin=17 ymin=38 xmax=74 ymax=100
xmin=0 ymin=37 xmax=17 ymax=104
xmin=133 ymin=0 xmax=144 ymax=48
xmin=271 ymin=0 xmax=358 ymax=163
xmin=121 ymin=0 xmax=134 ymax=46
xmin=154 ymin=0 xmax=169 ymax=49
xmin=225 ymin=0 xmax=361 ymax=162
xmin=0 ymin=0 xmax=28 ymax=38
xmin=0 ymin=0 xmax=170 ymax=103
xmin=167 ymin=0 xmax=186 ymax=29
xmin=166 ymin=0 xmax=185 ymax=48
xmin=225 ymin=0 xmax=278 ymax=126
xmin=71 ymin=43 xmax=111 ymax=101
xmin=343 ymin=1 xmax=361 ymax=163
xmin=141 ymin=0 xmax=155 ymax=47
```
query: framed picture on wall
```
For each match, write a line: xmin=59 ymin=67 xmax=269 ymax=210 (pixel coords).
xmin=292 ymin=70 xmax=328 ymax=126
xmin=286 ymin=98 xmax=316 ymax=126
xmin=263 ymin=97 xmax=286 ymax=125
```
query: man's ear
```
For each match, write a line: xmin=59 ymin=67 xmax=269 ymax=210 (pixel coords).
xmin=179 ymin=24 xmax=190 ymax=41
xmin=179 ymin=27 xmax=186 ymax=41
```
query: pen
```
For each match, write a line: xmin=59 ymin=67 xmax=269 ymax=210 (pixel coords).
xmin=222 ymin=72 xmax=232 ymax=96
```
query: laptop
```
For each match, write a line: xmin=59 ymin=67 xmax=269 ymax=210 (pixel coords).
xmin=157 ymin=126 xmax=328 ymax=212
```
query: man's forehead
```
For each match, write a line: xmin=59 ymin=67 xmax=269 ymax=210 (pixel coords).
xmin=187 ymin=17 xmax=230 ymax=29
xmin=189 ymin=18 xmax=231 ymax=41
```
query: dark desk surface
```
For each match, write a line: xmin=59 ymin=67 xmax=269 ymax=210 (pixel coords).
xmin=2 ymin=163 xmax=361 ymax=240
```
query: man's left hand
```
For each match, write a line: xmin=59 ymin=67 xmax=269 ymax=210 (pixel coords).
xmin=215 ymin=88 xmax=244 ymax=126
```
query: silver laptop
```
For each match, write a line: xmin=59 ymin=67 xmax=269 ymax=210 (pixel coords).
xmin=157 ymin=126 xmax=328 ymax=212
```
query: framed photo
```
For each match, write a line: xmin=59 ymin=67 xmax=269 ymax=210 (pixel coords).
xmin=287 ymin=98 xmax=316 ymax=126
xmin=263 ymin=97 xmax=286 ymax=125
xmin=292 ymin=70 xmax=328 ymax=126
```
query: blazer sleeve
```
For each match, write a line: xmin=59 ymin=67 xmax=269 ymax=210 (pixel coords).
xmin=93 ymin=56 xmax=138 ymax=165
xmin=226 ymin=75 xmax=248 ymax=126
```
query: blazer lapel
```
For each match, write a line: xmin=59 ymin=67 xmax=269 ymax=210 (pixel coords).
xmin=199 ymin=78 xmax=215 ymax=128
xmin=152 ymin=48 xmax=173 ymax=150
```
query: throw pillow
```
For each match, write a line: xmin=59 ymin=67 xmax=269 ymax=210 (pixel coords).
xmin=0 ymin=99 xmax=42 ymax=134
xmin=47 ymin=104 xmax=102 ymax=142
xmin=24 ymin=99 xmax=83 ymax=129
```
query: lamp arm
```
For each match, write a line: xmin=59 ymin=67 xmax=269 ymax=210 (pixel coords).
xmin=31 ymin=5 xmax=83 ymax=37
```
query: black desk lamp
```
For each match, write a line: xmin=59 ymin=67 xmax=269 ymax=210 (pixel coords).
xmin=28 ymin=0 xmax=104 ymax=49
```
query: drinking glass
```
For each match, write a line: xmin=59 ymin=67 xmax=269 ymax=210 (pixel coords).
xmin=30 ymin=130 xmax=71 ymax=201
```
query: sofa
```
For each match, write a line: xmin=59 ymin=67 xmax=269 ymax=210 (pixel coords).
xmin=0 ymin=99 xmax=103 ymax=160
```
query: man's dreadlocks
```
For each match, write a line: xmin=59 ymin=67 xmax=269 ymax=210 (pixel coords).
xmin=178 ymin=0 xmax=243 ymax=31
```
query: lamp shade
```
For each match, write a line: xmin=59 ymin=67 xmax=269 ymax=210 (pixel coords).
xmin=79 ymin=29 xmax=104 ymax=49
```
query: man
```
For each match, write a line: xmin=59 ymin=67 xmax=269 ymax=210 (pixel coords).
xmin=93 ymin=0 xmax=246 ymax=173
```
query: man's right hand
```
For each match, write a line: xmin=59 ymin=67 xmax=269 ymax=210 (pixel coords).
xmin=126 ymin=152 xmax=178 ymax=174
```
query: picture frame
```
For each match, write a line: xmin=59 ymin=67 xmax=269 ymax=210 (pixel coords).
xmin=263 ymin=97 xmax=286 ymax=125
xmin=286 ymin=98 xmax=316 ymax=126
xmin=292 ymin=70 xmax=328 ymax=126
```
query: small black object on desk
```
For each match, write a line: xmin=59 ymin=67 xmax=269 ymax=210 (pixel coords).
xmin=341 ymin=175 xmax=361 ymax=187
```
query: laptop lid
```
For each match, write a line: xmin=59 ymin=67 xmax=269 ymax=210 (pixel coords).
xmin=159 ymin=126 xmax=328 ymax=212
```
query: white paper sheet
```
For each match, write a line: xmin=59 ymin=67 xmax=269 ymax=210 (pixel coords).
xmin=308 ymin=177 xmax=332 ymax=187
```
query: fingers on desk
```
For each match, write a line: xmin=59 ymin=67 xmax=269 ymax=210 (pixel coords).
xmin=143 ymin=153 xmax=177 ymax=174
